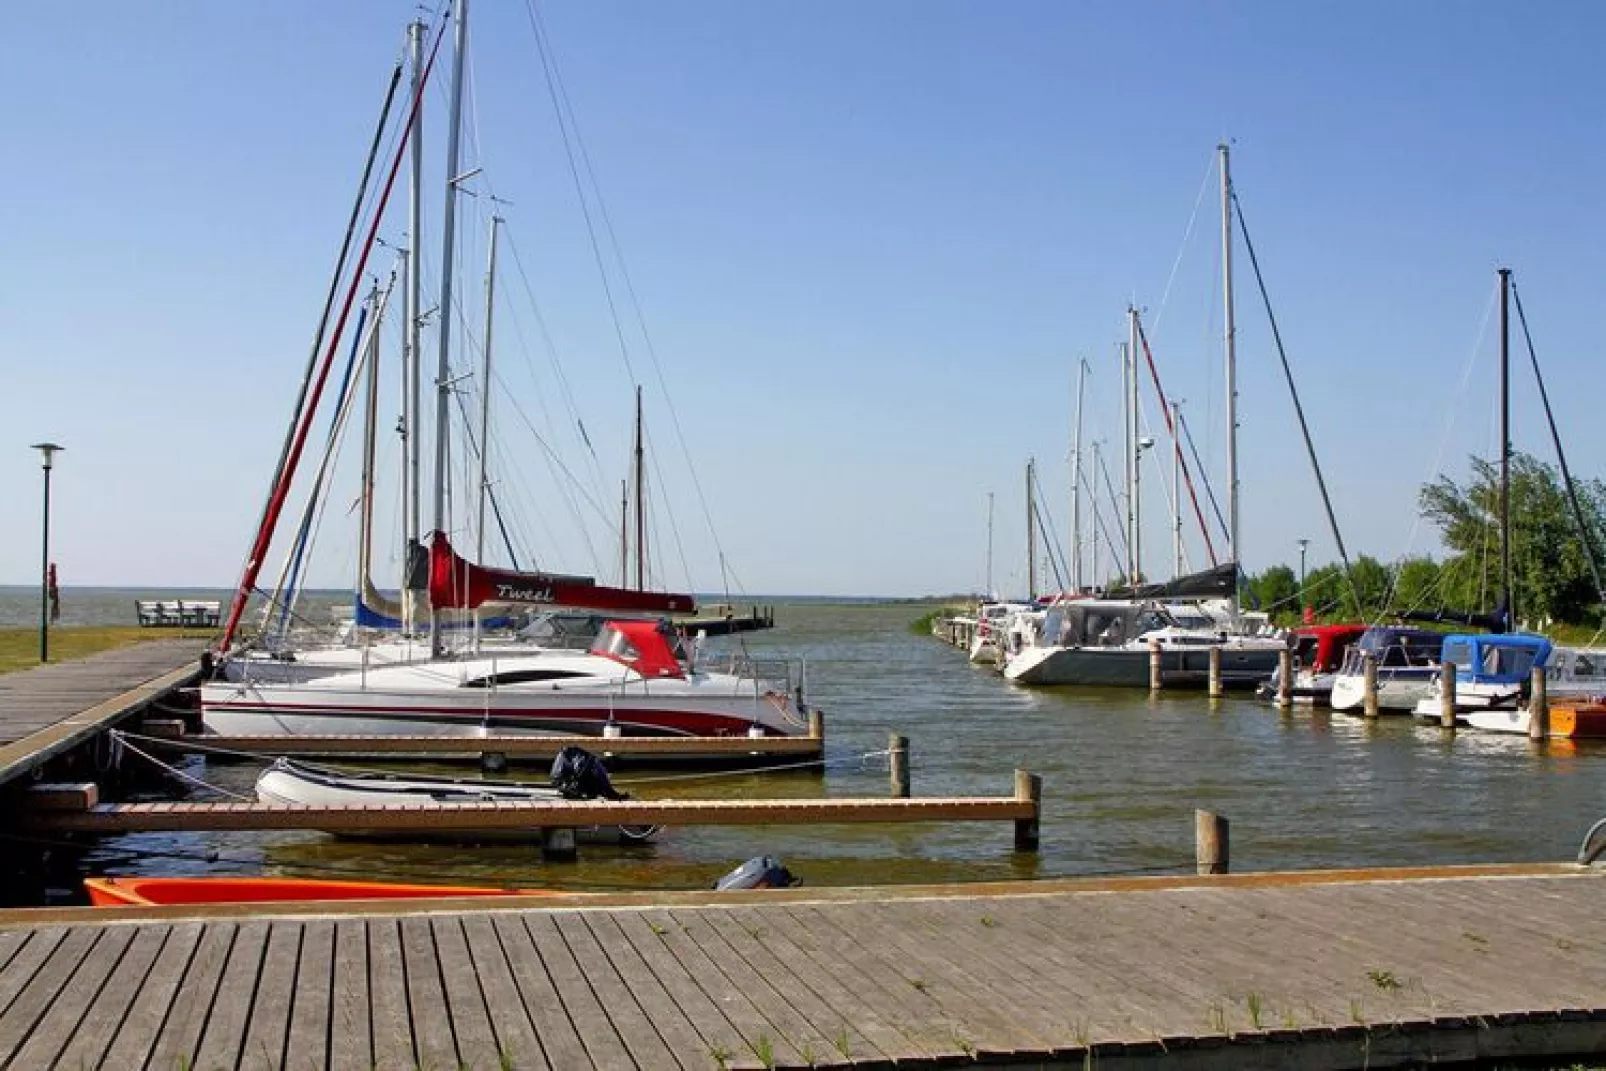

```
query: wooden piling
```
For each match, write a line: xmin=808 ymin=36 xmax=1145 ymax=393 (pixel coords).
xmin=808 ymin=707 xmax=824 ymax=741
xmin=1013 ymin=769 xmax=1041 ymax=853
xmin=1363 ymin=653 xmax=1380 ymax=718
xmin=889 ymin=734 xmax=910 ymax=798
xmin=1148 ymin=639 xmax=1163 ymax=691
xmin=1195 ymin=809 xmax=1229 ymax=875
xmin=480 ymin=751 xmax=507 ymax=774
xmin=1207 ymin=647 xmax=1223 ymax=699
xmin=1276 ymin=648 xmax=1292 ymax=709
xmin=1529 ymin=666 xmax=1549 ymax=741
xmin=1439 ymin=660 xmax=1458 ymax=728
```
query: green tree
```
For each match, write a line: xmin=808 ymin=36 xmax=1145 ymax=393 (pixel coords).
xmin=1389 ymin=557 xmax=1442 ymax=613
xmin=1419 ymin=452 xmax=1606 ymax=626
xmin=1248 ymin=564 xmax=1299 ymax=621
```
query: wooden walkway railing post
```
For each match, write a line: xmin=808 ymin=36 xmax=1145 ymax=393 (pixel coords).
xmin=1195 ymin=809 xmax=1229 ymax=874
xmin=889 ymin=734 xmax=910 ymax=798
xmin=1013 ymin=769 xmax=1041 ymax=852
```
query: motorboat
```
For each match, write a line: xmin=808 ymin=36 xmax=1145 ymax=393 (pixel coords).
xmin=1464 ymin=698 xmax=1606 ymax=738
xmin=204 ymin=618 xmax=808 ymax=739
xmin=1257 ymin=624 xmax=1368 ymax=705
xmin=1414 ymin=634 xmax=1606 ymax=720
xmin=969 ymin=601 xmax=1035 ymax=664
xmin=1327 ymin=627 xmax=1446 ymax=714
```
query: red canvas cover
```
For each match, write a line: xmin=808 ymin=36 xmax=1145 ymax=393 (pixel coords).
xmin=427 ymin=531 xmax=696 ymax=615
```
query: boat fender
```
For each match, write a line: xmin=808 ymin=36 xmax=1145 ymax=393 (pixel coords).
xmin=549 ymin=746 xmax=625 ymax=801
xmin=714 ymin=855 xmax=800 ymax=891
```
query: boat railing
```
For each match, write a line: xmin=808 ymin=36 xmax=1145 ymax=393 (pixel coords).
xmin=706 ymin=653 xmax=795 ymax=695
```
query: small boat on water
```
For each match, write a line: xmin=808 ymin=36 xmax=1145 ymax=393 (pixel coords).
xmin=1327 ymin=627 xmax=1446 ymax=714
xmin=254 ymin=747 xmax=658 ymax=844
xmin=85 ymin=876 xmax=531 ymax=907
xmin=1257 ymin=624 xmax=1367 ymax=705
xmin=969 ymin=601 xmax=1034 ymax=664
xmin=1413 ymin=634 xmax=1606 ymax=721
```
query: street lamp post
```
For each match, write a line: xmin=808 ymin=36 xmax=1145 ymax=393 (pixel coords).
xmin=31 ymin=443 xmax=63 ymax=662
xmin=1297 ymin=538 xmax=1310 ymax=618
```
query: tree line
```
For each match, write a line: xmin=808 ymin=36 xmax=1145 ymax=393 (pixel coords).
xmin=1245 ymin=452 xmax=1606 ymax=628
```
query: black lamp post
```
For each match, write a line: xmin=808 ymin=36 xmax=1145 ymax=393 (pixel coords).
xmin=31 ymin=442 xmax=62 ymax=662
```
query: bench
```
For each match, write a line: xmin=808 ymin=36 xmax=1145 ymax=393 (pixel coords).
xmin=135 ymin=599 xmax=221 ymax=629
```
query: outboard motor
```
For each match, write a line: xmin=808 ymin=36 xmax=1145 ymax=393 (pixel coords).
xmin=549 ymin=746 xmax=625 ymax=801
xmin=714 ymin=855 xmax=799 ymax=890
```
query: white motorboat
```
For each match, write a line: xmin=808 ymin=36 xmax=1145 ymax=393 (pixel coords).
xmin=255 ymin=748 xmax=656 ymax=844
xmin=205 ymin=618 xmax=809 ymax=739
xmin=1412 ymin=634 xmax=1606 ymax=720
xmin=969 ymin=601 xmax=1034 ymax=664
xmin=1327 ymin=627 xmax=1446 ymax=714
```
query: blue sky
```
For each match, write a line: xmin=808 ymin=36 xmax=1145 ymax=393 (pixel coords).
xmin=3 ymin=2 xmax=1602 ymax=598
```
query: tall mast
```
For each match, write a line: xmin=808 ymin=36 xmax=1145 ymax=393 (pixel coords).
xmin=1127 ymin=310 xmax=1143 ymax=584
xmin=475 ymin=214 xmax=502 ymax=561
xmin=1219 ymin=142 xmax=1240 ymax=611
xmin=1090 ymin=441 xmax=1104 ymax=588
xmin=633 ymin=385 xmax=645 ymax=589
xmin=1170 ymin=399 xmax=1183 ymax=576
xmin=1070 ymin=358 xmax=1087 ymax=593
xmin=404 ymin=19 xmax=425 ymax=633
xmin=985 ymin=491 xmax=995 ymax=598
xmin=1025 ymin=459 xmax=1037 ymax=599
xmin=1121 ymin=339 xmax=1133 ymax=581
xmin=358 ymin=284 xmax=382 ymax=602
xmin=430 ymin=0 xmax=470 ymax=657
xmin=620 ymin=480 xmax=629 ymax=587
xmin=1498 ymin=266 xmax=1512 ymax=627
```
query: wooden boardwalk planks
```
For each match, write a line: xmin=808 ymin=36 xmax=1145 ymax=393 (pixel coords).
xmin=0 ymin=639 xmax=204 ymax=787
xmin=0 ymin=867 xmax=1604 ymax=1068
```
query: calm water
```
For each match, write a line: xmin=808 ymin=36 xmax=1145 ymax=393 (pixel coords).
xmin=10 ymin=593 xmax=1602 ymax=895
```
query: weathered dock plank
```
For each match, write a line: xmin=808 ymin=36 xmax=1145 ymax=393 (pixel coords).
xmin=0 ymin=866 xmax=1603 ymax=1068
xmin=0 ymin=639 xmax=205 ymax=787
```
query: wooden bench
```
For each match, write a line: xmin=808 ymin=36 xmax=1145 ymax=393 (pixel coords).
xmin=135 ymin=599 xmax=220 ymax=628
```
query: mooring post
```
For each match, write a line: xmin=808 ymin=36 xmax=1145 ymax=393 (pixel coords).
xmin=889 ymin=734 xmax=910 ymax=797
xmin=1439 ymin=660 xmax=1458 ymax=729
xmin=480 ymin=751 xmax=507 ymax=774
xmin=1363 ymin=653 xmax=1380 ymax=718
xmin=542 ymin=827 xmax=577 ymax=862
xmin=1529 ymin=665 xmax=1549 ymax=741
xmin=1276 ymin=647 xmax=1292 ymax=709
xmin=1207 ymin=646 xmax=1223 ymax=698
xmin=1195 ymin=809 xmax=1229 ymax=875
xmin=1149 ymin=638 xmax=1163 ymax=691
xmin=808 ymin=706 xmax=824 ymax=741
xmin=1014 ymin=769 xmax=1041 ymax=852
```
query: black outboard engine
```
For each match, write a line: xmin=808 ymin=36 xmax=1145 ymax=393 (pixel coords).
xmin=549 ymin=746 xmax=625 ymax=801
xmin=714 ymin=855 xmax=799 ymax=890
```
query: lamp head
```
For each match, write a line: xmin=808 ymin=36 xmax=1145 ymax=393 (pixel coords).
xmin=1137 ymin=436 xmax=1155 ymax=451
xmin=30 ymin=442 xmax=63 ymax=470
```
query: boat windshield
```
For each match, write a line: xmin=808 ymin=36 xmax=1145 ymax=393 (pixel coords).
xmin=1166 ymin=611 xmax=1215 ymax=631
xmin=591 ymin=626 xmax=640 ymax=663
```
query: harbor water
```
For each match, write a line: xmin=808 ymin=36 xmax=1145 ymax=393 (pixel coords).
xmin=4 ymin=591 xmax=1600 ymax=895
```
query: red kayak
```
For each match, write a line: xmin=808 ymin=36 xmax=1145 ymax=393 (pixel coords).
xmin=84 ymin=876 xmax=541 ymax=907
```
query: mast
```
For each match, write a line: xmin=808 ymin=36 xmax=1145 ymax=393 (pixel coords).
xmin=620 ymin=480 xmax=629 ymax=587
xmin=475 ymin=214 xmax=502 ymax=561
xmin=985 ymin=491 xmax=995 ymax=598
xmin=404 ymin=19 xmax=425 ymax=633
xmin=1090 ymin=440 xmax=1105 ymax=587
xmin=633 ymin=385 xmax=645 ymax=589
xmin=430 ymin=0 xmax=469 ymax=657
xmin=1127 ymin=310 xmax=1143 ymax=585
xmin=358 ymin=283 xmax=382 ymax=605
xmin=1121 ymin=339 xmax=1133 ymax=582
xmin=1026 ymin=459 xmax=1039 ymax=598
xmin=1498 ymin=266 xmax=1513 ymax=627
xmin=1219 ymin=142 xmax=1240 ymax=611
xmin=1171 ymin=399 xmax=1183 ymax=576
xmin=1071 ymin=358 xmax=1086 ymax=592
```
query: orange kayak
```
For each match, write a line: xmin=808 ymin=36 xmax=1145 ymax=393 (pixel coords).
xmin=85 ymin=876 xmax=542 ymax=907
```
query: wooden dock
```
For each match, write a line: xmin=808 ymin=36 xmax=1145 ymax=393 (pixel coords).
xmin=0 ymin=639 xmax=207 ymax=788
xmin=0 ymin=863 xmax=1602 ymax=1068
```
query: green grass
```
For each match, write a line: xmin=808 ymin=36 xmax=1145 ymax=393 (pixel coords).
xmin=0 ymin=626 xmax=213 ymax=675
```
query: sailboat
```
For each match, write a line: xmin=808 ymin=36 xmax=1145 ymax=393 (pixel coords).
xmin=206 ymin=3 xmax=810 ymax=739
xmin=1001 ymin=147 xmax=1285 ymax=689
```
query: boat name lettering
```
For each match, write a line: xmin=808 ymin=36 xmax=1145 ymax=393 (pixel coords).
xmin=496 ymin=582 xmax=554 ymax=602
